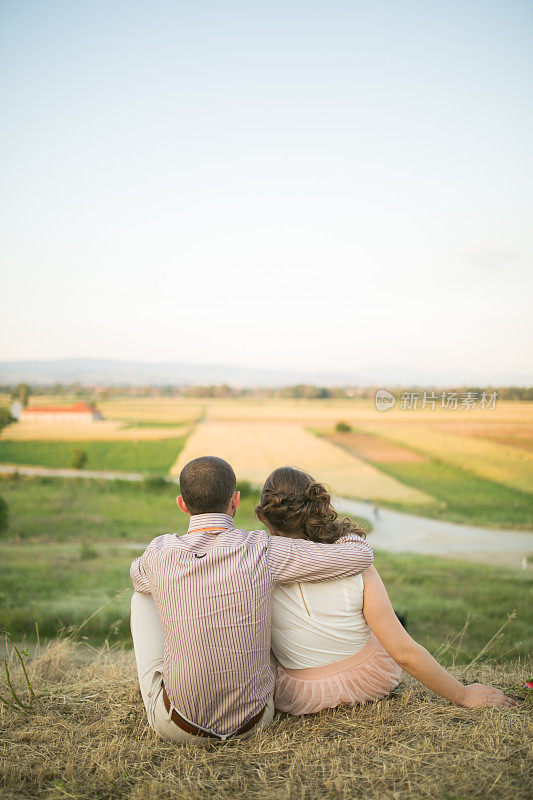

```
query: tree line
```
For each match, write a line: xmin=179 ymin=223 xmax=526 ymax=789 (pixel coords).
xmin=1 ymin=382 xmax=533 ymax=403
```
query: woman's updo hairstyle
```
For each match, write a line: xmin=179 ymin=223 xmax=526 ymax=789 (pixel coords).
xmin=255 ymin=466 xmax=366 ymax=543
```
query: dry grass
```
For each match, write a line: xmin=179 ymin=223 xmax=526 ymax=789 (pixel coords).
xmin=420 ymin=422 xmax=533 ymax=453
xmin=1 ymin=421 xmax=188 ymax=442
xmin=6 ymin=397 xmax=532 ymax=427
xmin=202 ymin=399 xmax=533 ymax=426
xmin=0 ymin=638 xmax=530 ymax=800
xmin=171 ymin=420 xmax=433 ymax=505
xmin=98 ymin=398 xmax=203 ymax=424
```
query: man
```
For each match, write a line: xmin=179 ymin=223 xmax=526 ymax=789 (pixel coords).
xmin=130 ymin=456 xmax=373 ymax=743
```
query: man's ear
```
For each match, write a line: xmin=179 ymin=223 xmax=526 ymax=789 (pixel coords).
xmin=176 ymin=496 xmax=189 ymax=515
xmin=228 ymin=490 xmax=240 ymax=515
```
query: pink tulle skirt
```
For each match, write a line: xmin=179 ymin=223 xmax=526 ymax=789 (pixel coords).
xmin=274 ymin=633 xmax=402 ymax=715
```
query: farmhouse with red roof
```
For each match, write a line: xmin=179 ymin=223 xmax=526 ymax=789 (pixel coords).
xmin=20 ymin=402 xmax=103 ymax=423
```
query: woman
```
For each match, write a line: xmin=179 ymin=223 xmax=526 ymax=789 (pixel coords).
xmin=256 ymin=467 xmax=517 ymax=713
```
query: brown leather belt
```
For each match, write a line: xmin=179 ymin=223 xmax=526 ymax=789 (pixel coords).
xmin=162 ymin=685 xmax=266 ymax=740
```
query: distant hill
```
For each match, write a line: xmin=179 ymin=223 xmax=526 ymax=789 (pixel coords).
xmin=0 ymin=358 xmax=531 ymax=388
xmin=0 ymin=358 xmax=344 ymax=387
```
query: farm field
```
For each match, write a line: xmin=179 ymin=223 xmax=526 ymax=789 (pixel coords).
xmin=0 ymin=398 xmax=198 ymax=474
xmin=0 ymin=437 xmax=187 ymax=475
xmin=199 ymin=396 xmax=532 ymax=427
xmin=354 ymin=421 xmax=533 ymax=494
xmin=363 ymin=458 xmax=531 ymax=528
xmin=97 ymin=397 xmax=203 ymax=424
xmin=327 ymin=431 xmax=427 ymax=463
xmin=325 ymin=430 xmax=533 ymax=528
xmin=415 ymin=420 xmax=533 ymax=452
xmin=9 ymin=395 xmax=531 ymax=426
xmin=0 ymin=395 xmax=204 ymax=425
xmin=172 ymin=420 xmax=433 ymax=505
xmin=1 ymin=396 xmax=532 ymax=526
xmin=0 ymin=420 xmax=188 ymax=441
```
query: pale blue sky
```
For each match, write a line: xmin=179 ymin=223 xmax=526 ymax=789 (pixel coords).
xmin=1 ymin=1 xmax=532 ymax=381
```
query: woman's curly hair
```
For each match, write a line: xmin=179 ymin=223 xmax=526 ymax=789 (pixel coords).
xmin=255 ymin=466 xmax=366 ymax=543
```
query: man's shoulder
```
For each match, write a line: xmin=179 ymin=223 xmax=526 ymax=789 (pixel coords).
xmin=231 ymin=527 xmax=270 ymax=546
xmin=335 ymin=533 xmax=370 ymax=545
xmin=143 ymin=533 xmax=180 ymax=553
xmin=146 ymin=528 xmax=270 ymax=549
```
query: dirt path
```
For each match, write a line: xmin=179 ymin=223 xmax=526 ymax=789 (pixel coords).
xmin=0 ymin=464 xmax=147 ymax=481
xmin=2 ymin=464 xmax=532 ymax=567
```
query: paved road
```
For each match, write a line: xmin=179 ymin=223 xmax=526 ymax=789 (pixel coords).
xmin=2 ymin=464 xmax=531 ymax=568
xmin=337 ymin=498 xmax=533 ymax=569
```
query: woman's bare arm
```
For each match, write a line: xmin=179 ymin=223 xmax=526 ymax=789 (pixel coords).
xmin=362 ymin=566 xmax=517 ymax=708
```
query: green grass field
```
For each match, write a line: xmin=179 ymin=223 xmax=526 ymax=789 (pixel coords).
xmin=373 ymin=458 xmax=533 ymax=528
xmin=0 ymin=437 xmax=186 ymax=475
xmin=0 ymin=477 xmax=530 ymax=664
xmin=0 ymin=476 xmax=272 ymax=640
xmin=323 ymin=429 xmax=533 ymax=528
xmin=0 ymin=475 xmax=265 ymax=542
xmin=1 ymin=541 xmax=529 ymax=664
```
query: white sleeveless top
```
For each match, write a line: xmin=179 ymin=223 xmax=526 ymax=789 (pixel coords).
xmin=271 ymin=573 xmax=372 ymax=669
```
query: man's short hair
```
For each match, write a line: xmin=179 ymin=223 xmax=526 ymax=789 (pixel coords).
xmin=179 ymin=456 xmax=237 ymax=516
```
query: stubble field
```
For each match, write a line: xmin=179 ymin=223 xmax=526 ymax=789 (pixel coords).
xmin=1 ymin=638 xmax=530 ymax=800
xmin=171 ymin=419 xmax=432 ymax=504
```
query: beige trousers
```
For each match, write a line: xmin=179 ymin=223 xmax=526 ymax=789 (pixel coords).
xmin=130 ymin=592 xmax=275 ymax=743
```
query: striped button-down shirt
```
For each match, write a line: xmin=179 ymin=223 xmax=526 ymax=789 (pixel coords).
xmin=130 ymin=513 xmax=373 ymax=736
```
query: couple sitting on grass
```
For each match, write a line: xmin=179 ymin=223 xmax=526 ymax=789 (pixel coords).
xmin=130 ymin=456 xmax=515 ymax=743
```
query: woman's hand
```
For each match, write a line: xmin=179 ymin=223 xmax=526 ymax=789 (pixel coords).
xmin=459 ymin=683 xmax=518 ymax=708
